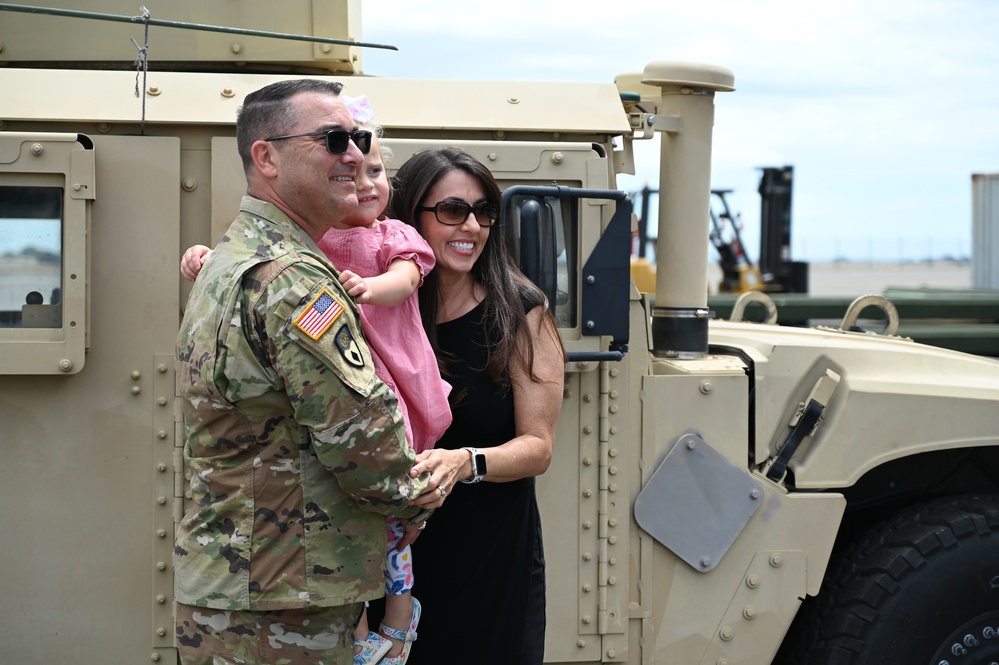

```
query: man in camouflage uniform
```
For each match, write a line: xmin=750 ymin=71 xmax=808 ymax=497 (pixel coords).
xmin=175 ymin=79 xmax=432 ymax=665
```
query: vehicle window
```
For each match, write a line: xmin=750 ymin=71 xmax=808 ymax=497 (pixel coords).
xmin=505 ymin=193 xmax=576 ymax=328
xmin=0 ymin=186 xmax=63 ymax=328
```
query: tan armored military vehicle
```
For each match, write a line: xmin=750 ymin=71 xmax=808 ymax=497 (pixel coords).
xmin=2 ymin=3 xmax=998 ymax=664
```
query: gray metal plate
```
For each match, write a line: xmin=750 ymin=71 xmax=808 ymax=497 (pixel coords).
xmin=634 ymin=433 xmax=763 ymax=572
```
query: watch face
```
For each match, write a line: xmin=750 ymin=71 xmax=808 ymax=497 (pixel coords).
xmin=474 ymin=453 xmax=487 ymax=475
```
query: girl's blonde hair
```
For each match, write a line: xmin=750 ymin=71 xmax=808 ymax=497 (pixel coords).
xmin=344 ymin=95 xmax=395 ymax=218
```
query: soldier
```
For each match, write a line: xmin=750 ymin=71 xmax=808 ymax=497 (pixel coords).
xmin=174 ymin=79 xmax=433 ymax=665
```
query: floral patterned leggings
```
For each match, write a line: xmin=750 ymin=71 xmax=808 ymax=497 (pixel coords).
xmin=385 ymin=518 xmax=414 ymax=595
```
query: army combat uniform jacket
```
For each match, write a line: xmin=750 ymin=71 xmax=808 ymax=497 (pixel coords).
xmin=175 ymin=196 xmax=431 ymax=611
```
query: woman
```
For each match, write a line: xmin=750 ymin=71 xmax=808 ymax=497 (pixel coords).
xmin=391 ymin=147 xmax=566 ymax=664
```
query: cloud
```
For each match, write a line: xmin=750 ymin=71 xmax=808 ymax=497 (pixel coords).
xmin=362 ymin=0 xmax=999 ymax=261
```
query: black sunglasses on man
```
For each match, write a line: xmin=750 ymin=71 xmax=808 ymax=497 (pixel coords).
xmin=264 ymin=128 xmax=372 ymax=155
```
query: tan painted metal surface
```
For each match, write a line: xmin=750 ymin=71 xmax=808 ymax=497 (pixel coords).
xmin=2 ymin=2 xmax=997 ymax=664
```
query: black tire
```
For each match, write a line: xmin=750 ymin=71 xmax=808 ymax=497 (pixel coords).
xmin=775 ymin=494 xmax=999 ymax=665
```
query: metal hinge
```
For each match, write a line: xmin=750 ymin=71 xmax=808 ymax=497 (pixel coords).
xmin=152 ymin=353 xmax=178 ymax=650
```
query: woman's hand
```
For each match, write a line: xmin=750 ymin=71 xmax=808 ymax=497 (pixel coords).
xmin=408 ymin=448 xmax=470 ymax=510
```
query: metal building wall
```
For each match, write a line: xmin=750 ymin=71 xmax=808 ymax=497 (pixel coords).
xmin=972 ymin=173 xmax=999 ymax=289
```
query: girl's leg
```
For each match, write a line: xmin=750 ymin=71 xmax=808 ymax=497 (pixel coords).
xmin=382 ymin=592 xmax=414 ymax=658
xmin=353 ymin=605 xmax=369 ymax=654
xmin=384 ymin=519 xmax=414 ymax=596
xmin=382 ymin=519 xmax=416 ymax=659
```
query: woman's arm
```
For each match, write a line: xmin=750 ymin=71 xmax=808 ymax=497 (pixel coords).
xmin=480 ymin=304 xmax=564 ymax=481
xmin=409 ymin=305 xmax=564 ymax=505
xmin=339 ymin=257 xmax=420 ymax=307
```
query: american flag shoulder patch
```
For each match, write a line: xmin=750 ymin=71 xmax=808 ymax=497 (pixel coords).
xmin=294 ymin=289 xmax=344 ymax=340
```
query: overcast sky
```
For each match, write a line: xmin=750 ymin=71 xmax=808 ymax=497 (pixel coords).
xmin=360 ymin=0 xmax=999 ymax=261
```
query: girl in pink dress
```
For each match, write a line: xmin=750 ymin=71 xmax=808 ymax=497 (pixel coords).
xmin=180 ymin=96 xmax=449 ymax=665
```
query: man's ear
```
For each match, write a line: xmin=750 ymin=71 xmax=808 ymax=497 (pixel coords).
xmin=251 ymin=140 xmax=280 ymax=178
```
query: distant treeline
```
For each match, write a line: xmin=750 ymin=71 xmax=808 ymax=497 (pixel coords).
xmin=1 ymin=247 xmax=60 ymax=263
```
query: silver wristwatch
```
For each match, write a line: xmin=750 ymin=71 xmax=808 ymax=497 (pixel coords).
xmin=460 ymin=447 xmax=487 ymax=484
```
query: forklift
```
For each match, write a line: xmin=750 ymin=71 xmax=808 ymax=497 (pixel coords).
xmin=757 ymin=165 xmax=809 ymax=293
xmin=631 ymin=165 xmax=809 ymax=294
xmin=709 ymin=187 xmax=761 ymax=293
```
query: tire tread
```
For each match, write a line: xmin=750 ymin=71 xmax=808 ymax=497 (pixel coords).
xmin=774 ymin=494 xmax=999 ymax=665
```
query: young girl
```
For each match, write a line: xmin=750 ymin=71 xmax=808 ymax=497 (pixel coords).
xmin=180 ymin=96 xmax=450 ymax=665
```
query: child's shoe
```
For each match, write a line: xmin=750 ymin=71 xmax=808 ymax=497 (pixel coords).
xmin=378 ymin=597 xmax=421 ymax=665
xmin=353 ymin=631 xmax=391 ymax=665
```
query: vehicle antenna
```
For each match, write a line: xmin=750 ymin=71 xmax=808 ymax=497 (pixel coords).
xmin=0 ymin=3 xmax=400 ymax=50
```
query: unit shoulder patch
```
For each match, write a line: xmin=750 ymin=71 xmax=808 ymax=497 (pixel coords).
xmin=333 ymin=323 xmax=365 ymax=368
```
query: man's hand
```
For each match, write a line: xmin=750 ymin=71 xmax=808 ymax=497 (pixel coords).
xmin=396 ymin=519 xmax=425 ymax=551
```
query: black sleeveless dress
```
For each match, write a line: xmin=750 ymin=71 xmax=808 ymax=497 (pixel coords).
xmin=407 ymin=300 xmax=547 ymax=665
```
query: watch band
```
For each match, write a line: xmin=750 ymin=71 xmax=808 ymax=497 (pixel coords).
xmin=460 ymin=446 xmax=487 ymax=484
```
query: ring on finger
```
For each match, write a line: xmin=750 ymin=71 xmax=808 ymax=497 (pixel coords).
xmin=438 ymin=486 xmax=447 ymax=499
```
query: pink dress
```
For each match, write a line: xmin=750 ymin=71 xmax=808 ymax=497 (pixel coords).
xmin=318 ymin=218 xmax=451 ymax=453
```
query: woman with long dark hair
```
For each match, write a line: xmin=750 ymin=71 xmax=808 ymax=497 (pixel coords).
xmin=392 ymin=147 xmax=565 ymax=665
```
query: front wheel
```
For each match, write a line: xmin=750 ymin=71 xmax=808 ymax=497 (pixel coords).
xmin=777 ymin=494 xmax=999 ymax=665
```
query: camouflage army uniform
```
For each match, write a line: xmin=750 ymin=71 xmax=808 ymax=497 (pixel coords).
xmin=175 ymin=197 xmax=431 ymax=654
xmin=175 ymin=603 xmax=359 ymax=664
